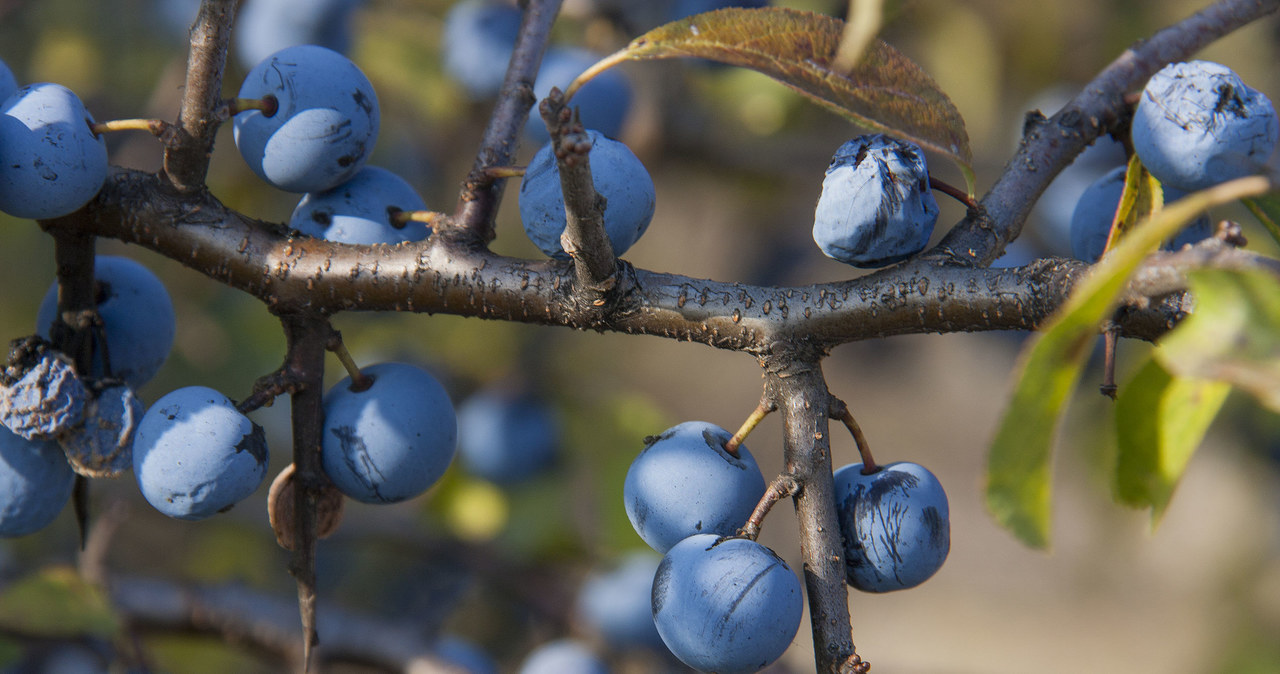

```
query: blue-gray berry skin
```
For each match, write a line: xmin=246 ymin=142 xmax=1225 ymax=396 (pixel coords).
xmin=132 ymin=386 xmax=268 ymax=521
xmin=813 ymin=134 xmax=940 ymax=268
xmin=0 ymin=426 xmax=74 ymax=537
xmin=234 ymin=45 xmax=379 ymax=193
xmin=623 ymin=421 xmax=766 ymax=554
xmin=60 ymin=383 xmax=143 ymax=478
xmin=321 ymin=362 xmax=457 ymax=504
xmin=1132 ymin=61 xmax=1278 ymax=192
xmin=290 ymin=166 xmax=429 ymax=245
xmin=0 ymin=352 xmax=86 ymax=441
xmin=833 ymin=461 xmax=950 ymax=593
xmin=524 ymin=48 xmax=632 ymax=144
xmin=575 ymin=551 xmax=666 ymax=652
xmin=669 ymin=0 xmax=769 ymax=21
xmin=520 ymin=130 xmax=655 ymax=260
xmin=442 ymin=0 xmax=523 ymax=100
xmin=652 ymin=534 xmax=803 ymax=674
xmin=36 ymin=255 xmax=176 ymax=389
xmin=0 ymin=59 xmax=16 ymax=102
xmin=456 ymin=387 xmax=559 ymax=485
xmin=517 ymin=639 xmax=608 ymax=674
xmin=434 ymin=636 xmax=499 ymax=674
xmin=235 ymin=0 xmax=361 ymax=71
xmin=1068 ymin=166 xmax=1214 ymax=263
xmin=0 ymin=83 xmax=108 ymax=220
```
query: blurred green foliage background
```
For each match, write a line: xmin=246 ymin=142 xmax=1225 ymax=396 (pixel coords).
xmin=1 ymin=0 xmax=1279 ymax=672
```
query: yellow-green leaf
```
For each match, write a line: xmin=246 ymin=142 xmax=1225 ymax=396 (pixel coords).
xmin=1241 ymin=194 xmax=1280 ymax=248
xmin=1104 ymin=155 xmax=1164 ymax=252
xmin=986 ymin=176 xmax=1270 ymax=549
xmin=1114 ymin=355 xmax=1229 ymax=524
xmin=569 ymin=7 xmax=973 ymax=193
xmin=0 ymin=566 xmax=118 ymax=638
xmin=1156 ymin=268 xmax=1280 ymax=412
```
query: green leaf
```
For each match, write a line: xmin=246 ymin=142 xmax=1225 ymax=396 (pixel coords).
xmin=1156 ymin=268 xmax=1280 ymax=412
xmin=1104 ymin=155 xmax=1164 ymax=252
xmin=569 ymin=7 xmax=974 ymax=193
xmin=985 ymin=176 xmax=1271 ymax=549
xmin=1241 ymin=193 xmax=1280 ymax=248
xmin=1114 ymin=355 xmax=1230 ymax=524
xmin=0 ymin=566 xmax=118 ymax=638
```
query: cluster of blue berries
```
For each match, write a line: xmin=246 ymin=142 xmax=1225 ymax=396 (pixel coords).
xmin=0 ymin=255 xmax=177 ymax=535
xmin=1068 ymin=60 xmax=1278 ymax=262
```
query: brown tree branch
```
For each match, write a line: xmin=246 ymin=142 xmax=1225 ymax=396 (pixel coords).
xmin=540 ymin=92 xmax=619 ymax=300
xmin=936 ymin=0 xmax=1280 ymax=266
xmin=163 ymin=0 xmax=240 ymax=191
xmin=765 ymin=357 xmax=864 ymax=673
xmin=450 ymin=0 xmax=564 ymax=244
xmin=108 ymin=575 xmax=473 ymax=673
xmin=278 ymin=314 xmax=329 ymax=672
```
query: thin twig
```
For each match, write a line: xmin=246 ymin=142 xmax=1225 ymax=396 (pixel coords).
xmin=739 ymin=473 xmax=799 ymax=540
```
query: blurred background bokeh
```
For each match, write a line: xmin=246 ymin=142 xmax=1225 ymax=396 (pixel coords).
xmin=1 ymin=0 xmax=1279 ymax=672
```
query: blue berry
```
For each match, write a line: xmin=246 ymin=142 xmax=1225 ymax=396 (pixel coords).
xmin=1132 ymin=60 xmax=1278 ymax=191
xmin=235 ymin=0 xmax=362 ymax=71
xmin=0 ymin=83 xmax=108 ymax=220
xmin=442 ymin=0 xmax=523 ymax=100
xmin=60 ymin=383 xmax=142 ymax=478
xmin=132 ymin=386 xmax=269 ymax=521
xmin=669 ymin=0 xmax=769 ymax=21
xmin=456 ymin=386 xmax=559 ymax=485
xmin=0 ymin=58 xmax=16 ymax=102
xmin=652 ymin=534 xmax=803 ymax=673
xmin=0 ymin=426 xmax=74 ymax=537
xmin=517 ymin=639 xmax=607 ymax=674
xmin=1068 ymin=165 xmax=1214 ymax=263
xmin=321 ymin=362 xmax=456 ymax=504
xmin=519 ymin=130 xmax=655 ymax=260
xmin=290 ymin=166 xmax=429 ymax=245
xmin=574 ymin=551 xmax=666 ymax=652
xmin=623 ymin=421 xmax=766 ymax=553
xmin=833 ymin=461 xmax=950 ymax=593
xmin=36 ymin=255 xmax=176 ymax=389
xmin=524 ymin=47 xmax=632 ymax=144
xmin=812 ymin=134 xmax=940 ymax=268
xmin=434 ymin=636 xmax=498 ymax=674
xmin=234 ymin=45 xmax=379 ymax=193
xmin=0 ymin=350 xmax=86 ymax=441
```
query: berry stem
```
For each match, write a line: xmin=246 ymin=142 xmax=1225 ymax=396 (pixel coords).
xmin=226 ymin=95 xmax=278 ymax=118
xmin=928 ymin=175 xmax=978 ymax=211
xmin=325 ymin=330 xmax=373 ymax=393
xmin=831 ymin=399 xmax=877 ymax=473
xmin=389 ymin=210 xmax=446 ymax=228
xmin=90 ymin=118 xmax=169 ymax=137
xmin=739 ymin=473 xmax=799 ymax=541
xmin=1100 ymin=320 xmax=1120 ymax=399
xmin=724 ymin=400 xmax=777 ymax=457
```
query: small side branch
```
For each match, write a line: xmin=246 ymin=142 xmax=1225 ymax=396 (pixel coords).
xmin=739 ymin=473 xmax=799 ymax=540
xmin=452 ymin=0 xmax=564 ymax=243
xmin=164 ymin=0 xmax=240 ymax=190
xmin=540 ymin=92 xmax=617 ymax=297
